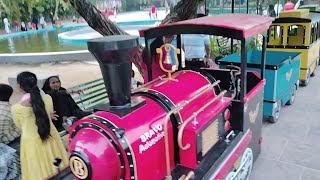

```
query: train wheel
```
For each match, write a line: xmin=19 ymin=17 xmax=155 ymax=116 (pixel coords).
xmin=311 ymin=70 xmax=316 ymax=77
xmin=311 ymin=60 xmax=318 ymax=77
xmin=225 ymin=172 xmax=237 ymax=180
xmin=225 ymin=148 xmax=254 ymax=180
xmin=286 ymin=86 xmax=296 ymax=105
xmin=268 ymin=100 xmax=281 ymax=123
xmin=301 ymin=69 xmax=311 ymax=86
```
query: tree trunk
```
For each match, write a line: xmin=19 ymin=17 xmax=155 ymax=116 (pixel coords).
xmin=67 ymin=0 xmax=205 ymax=77
xmin=54 ymin=0 xmax=60 ymax=20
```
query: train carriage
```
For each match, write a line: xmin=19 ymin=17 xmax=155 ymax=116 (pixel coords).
xmin=218 ymin=50 xmax=301 ymax=123
xmin=298 ymin=4 xmax=320 ymax=12
xmin=48 ymin=14 xmax=274 ymax=180
xmin=267 ymin=9 xmax=320 ymax=86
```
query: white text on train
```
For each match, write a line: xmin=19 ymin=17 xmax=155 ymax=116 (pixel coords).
xmin=139 ymin=124 xmax=164 ymax=154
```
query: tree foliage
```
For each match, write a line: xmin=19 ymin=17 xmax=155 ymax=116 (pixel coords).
xmin=1 ymin=0 xmax=73 ymax=21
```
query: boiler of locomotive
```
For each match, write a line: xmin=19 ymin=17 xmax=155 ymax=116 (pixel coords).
xmin=67 ymin=35 xmax=232 ymax=180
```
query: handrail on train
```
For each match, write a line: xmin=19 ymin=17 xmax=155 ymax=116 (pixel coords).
xmin=163 ymin=80 xmax=221 ymax=180
xmin=177 ymin=90 xmax=227 ymax=150
xmin=131 ymin=75 xmax=166 ymax=93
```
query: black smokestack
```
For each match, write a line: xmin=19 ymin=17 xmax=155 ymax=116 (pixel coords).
xmin=87 ymin=35 xmax=139 ymax=108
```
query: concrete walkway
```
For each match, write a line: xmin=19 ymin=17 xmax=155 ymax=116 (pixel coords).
xmin=251 ymin=68 xmax=320 ymax=180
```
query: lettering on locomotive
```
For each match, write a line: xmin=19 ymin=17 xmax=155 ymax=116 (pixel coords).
xmin=139 ymin=124 xmax=165 ymax=154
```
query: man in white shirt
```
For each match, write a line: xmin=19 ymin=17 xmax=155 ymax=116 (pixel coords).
xmin=274 ymin=2 xmax=283 ymax=16
xmin=182 ymin=14 xmax=216 ymax=68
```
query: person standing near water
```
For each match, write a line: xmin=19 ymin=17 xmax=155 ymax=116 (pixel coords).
xmin=3 ymin=16 xmax=10 ymax=34
xmin=40 ymin=15 xmax=46 ymax=29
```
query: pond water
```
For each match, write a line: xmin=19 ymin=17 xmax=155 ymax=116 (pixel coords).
xmin=0 ymin=24 xmax=154 ymax=53
xmin=0 ymin=29 xmax=88 ymax=53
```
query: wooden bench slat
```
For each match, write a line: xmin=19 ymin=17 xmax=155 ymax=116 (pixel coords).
xmin=75 ymin=91 xmax=107 ymax=105
xmin=73 ymin=87 xmax=107 ymax=101
xmin=69 ymin=78 xmax=103 ymax=89
xmin=78 ymin=96 xmax=109 ymax=110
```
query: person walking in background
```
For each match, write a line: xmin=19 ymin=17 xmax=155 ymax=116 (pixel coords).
xmin=20 ymin=22 xmax=27 ymax=31
xmin=3 ymin=16 xmax=10 ymax=34
xmin=13 ymin=20 xmax=20 ymax=32
xmin=284 ymin=0 xmax=295 ymax=11
xmin=11 ymin=72 xmax=68 ymax=180
xmin=151 ymin=4 xmax=157 ymax=19
xmin=165 ymin=0 xmax=169 ymax=13
xmin=274 ymin=1 xmax=283 ymax=16
xmin=27 ymin=21 xmax=32 ymax=30
xmin=31 ymin=16 xmax=38 ymax=30
xmin=50 ymin=12 xmax=55 ymax=26
xmin=294 ymin=0 xmax=303 ymax=9
xmin=0 ymin=84 xmax=20 ymax=146
xmin=268 ymin=4 xmax=276 ymax=17
xmin=39 ymin=14 xmax=46 ymax=29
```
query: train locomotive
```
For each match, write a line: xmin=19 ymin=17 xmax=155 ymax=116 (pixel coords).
xmin=50 ymin=14 xmax=274 ymax=180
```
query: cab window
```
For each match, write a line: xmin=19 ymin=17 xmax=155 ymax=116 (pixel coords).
xmin=310 ymin=23 xmax=317 ymax=44
xmin=287 ymin=25 xmax=305 ymax=46
xmin=268 ymin=25 xmax=283 ymax=46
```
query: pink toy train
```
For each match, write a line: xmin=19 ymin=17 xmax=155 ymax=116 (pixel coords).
xmin=49 ymin=13 xmax=274 ymax=180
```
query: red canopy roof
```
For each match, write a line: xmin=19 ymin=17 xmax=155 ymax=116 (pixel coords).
xmin=140 ymin=14 xmax=274 ymax=39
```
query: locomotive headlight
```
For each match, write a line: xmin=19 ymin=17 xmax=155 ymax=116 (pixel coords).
xmin=224 ymin=109 xmax=231 ymax=132
xmin=224 ymin=109 xmax=231 ymax=121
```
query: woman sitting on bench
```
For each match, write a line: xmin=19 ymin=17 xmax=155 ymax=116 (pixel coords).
xmin=42 ymin=76 xmax=91 ymax=132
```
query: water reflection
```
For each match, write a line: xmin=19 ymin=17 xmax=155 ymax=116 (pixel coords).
xmin=7 ymin=37 xmax=16 ymax=53
xmin=0 ymin=29 xmax=87 ymax=53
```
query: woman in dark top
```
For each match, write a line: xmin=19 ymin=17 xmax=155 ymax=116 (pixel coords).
xmin=268 ymin=4 xmax=276 ymax=17
xmin=42 ymin=76 xmax=91 ymax=131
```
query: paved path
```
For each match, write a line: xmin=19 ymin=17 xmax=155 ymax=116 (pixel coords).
xmin=251 ymin=68 xmax=320 ymax=180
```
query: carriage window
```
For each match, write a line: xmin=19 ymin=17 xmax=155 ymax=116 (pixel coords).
xmin=287 ymin=25 xmax=305 ymax=46
xmin=316 ymin=22 xmax=319 ymax=40
xmin=310 ymin=23 xmax=317 ymax=44
xmin=318 ymin=22 xmax=320 ymax=40
xmin=268 ymin=25 xmax=283 ymax=46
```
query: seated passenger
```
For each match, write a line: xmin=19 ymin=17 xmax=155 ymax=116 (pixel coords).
xmin=42 ymin=76 xmax=91 ymax=131
xmin=0 ymin=84 xmax=21 ymax=146
xmin=284 ymin=0 xmax=295 ymax=11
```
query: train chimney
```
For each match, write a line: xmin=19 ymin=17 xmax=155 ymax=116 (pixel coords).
xmin=87 ymin=35 xmax=139 ymax=108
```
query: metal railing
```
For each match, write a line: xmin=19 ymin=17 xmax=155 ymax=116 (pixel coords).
xmin=162 ymin=80 xmax=221 ymax=180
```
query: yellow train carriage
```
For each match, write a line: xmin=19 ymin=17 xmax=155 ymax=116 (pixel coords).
xmin=267 ymin=9 xmax=320 ymax=86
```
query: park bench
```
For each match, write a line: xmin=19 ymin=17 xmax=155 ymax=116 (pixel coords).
xmin=216 ymin=36 xmax=241 ymax=56
xmin=68 ymin=78 xmax=108 ymax=110
xmin=216 ymin=36 xmax=231 ymax=56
